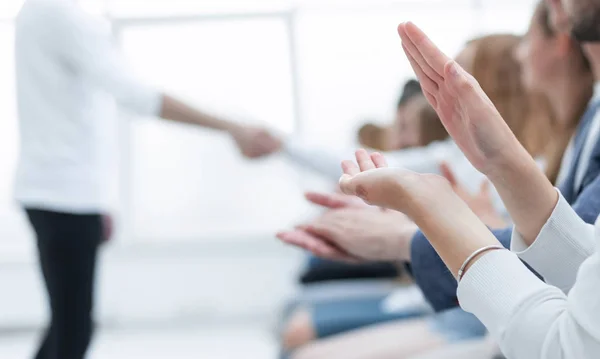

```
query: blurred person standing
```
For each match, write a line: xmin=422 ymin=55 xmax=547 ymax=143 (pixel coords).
xmin=14 ymin=1 xmax=281 ymax=358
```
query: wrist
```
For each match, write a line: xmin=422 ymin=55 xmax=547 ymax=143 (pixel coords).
xmin=396 ymin=173 xmax=455 ymax=219
xmin=458 ymin=245 xmax=505 ymax=281
xmin=222 ymin=120 xmax=242 ymax=134
xmin=483 ymin=141 xmax=531 ymax=183
xmin=390 ymin=221 xmax=418 ymax=261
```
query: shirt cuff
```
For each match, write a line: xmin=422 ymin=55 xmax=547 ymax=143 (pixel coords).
xmin=457 ymin=249 xmax=551 ymax=338
xmin=135 ymin=87 xmax=163 ymax=118
xmin=510 ymin=189 xmax=594 ymax=293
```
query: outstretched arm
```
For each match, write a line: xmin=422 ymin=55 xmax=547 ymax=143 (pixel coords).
xmin=47 ymin=2 xmax=280 ymax=158
xmin=159 ymin=96 xmax=281 ymax=158
xmin=283 ymin=137 xmax=455 ymax=182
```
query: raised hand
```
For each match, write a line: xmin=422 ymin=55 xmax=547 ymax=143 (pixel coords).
xmin=397 ymin=22 xmax=524 ymax=176
xmin=398 ymin=22 xmax=557 ymax=243
xmin=230 ymin=125 xmax=282 ymax=158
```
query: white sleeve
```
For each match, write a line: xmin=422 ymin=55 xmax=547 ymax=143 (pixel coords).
xmin=510 ymin=190 xmax=595 ymax=293
xmin=47 ymin=2 xmax=162 ymax=116
xmin=282 ymin=138 xmax=353 ymax=180
xmin=282 ymin=139 xmax=452 ymax=181
xmin=385 ymin=140 xmax=452 ymax=173
xmin=457 ymin=201 xmax=600 ymax=359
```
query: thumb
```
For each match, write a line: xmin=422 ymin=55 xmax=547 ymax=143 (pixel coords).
xmin=338 ymin=174 xmax=356 ymax=196
xmin=439 ymin=161 xmax=457 ymax=187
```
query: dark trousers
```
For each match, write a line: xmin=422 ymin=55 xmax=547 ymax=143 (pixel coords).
xmin=26 ymin=209 xmax=102 ymax=359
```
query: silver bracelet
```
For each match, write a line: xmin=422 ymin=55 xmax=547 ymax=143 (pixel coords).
xmin=457 ymin=245 xmax=505 ymax=282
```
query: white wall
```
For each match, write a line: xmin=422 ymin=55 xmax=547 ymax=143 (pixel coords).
xmin=0 ymin=0 xmax=537 ymax=327
xmin=0 ymin=238 xmax=304 ymax=329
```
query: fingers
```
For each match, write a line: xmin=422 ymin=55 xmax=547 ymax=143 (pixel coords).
xmin=340 ymin=149 xmax=385 ymax=196
xmin=398 ymin=28 xmax=443 ymax=91
xmin=422 ymin=90 xmax=439 ymax=109
xmin=370 ymin=152 xmax=388 ymax=168
xmin=401 ymin=45 xmax=439 ymax=108
xmin=401 ymin=22 xmax=452 ymax=81
xmin=355 ymin=149 xmax=376 ymax=171
xmin=276 ymin=230 xmax=357 ymax=262
xmin=439 ymin=162 xmax=457 ymax=186
xmin=304 ymin=191 xmax=354 ymax=209
xmin=303 ymin=221 xmax=336 ymax=240
xmin=342 ymin=149 xmax=386 ymax=174
xmin=341 ymin=160 xmax=360 ymax=176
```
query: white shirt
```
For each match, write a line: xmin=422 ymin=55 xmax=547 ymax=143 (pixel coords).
xmin=14 ymin=0 xmax=162 ymax=213
xmin=573 ymin=83 xmax=600 ymax=191
xmin=284 ymin=138 xmax=460 ymax=181
xmin=457 ymin=190 xmax=600 ymax=359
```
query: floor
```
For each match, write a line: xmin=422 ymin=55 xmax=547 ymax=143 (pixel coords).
xmin=0 ymin=324 xmax=278 ymax=359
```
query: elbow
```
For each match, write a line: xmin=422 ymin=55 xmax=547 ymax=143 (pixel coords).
xmin=498 ymin=294 xmax=579 ymax=359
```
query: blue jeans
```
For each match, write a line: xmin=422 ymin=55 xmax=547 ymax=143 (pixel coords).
xmin=311 ymin=294 xmax=429 ymax=338
xmin=429 ymin=307 xmax=487 ymax=342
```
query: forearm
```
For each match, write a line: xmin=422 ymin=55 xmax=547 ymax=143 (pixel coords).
xmin=409 ymin=188 xmax=500 ymax=277
xmin=485 ymin=144 xmax=558 ymax=246
xmin=160 ymin=94 xmax=239 ymax=133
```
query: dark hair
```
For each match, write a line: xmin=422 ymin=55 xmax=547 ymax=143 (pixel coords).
xmin=417 ymin=100 xmax=448 ymax=145
xmin=396 ymin=79 xmax=422 ymax=108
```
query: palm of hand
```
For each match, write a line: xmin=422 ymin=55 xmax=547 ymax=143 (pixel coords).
xmin=342 ymin=167 xmax=422 ymax=210
xmin=339 ymin=149 xmax=449 ymax=215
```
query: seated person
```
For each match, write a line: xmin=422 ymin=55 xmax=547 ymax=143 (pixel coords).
xmin=330 ymin=16 xmax=600 ymax=359
xmin=283 ymin=5 xmax=600 ymax=358
xmin=278 ymin=28 xmax=565 ymax=356
xmin=358 ymin=79 xmax=443 ymax=152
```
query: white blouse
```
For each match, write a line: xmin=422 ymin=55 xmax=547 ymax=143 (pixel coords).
xmin=457 ymin=190 xmax=600 ymax=359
